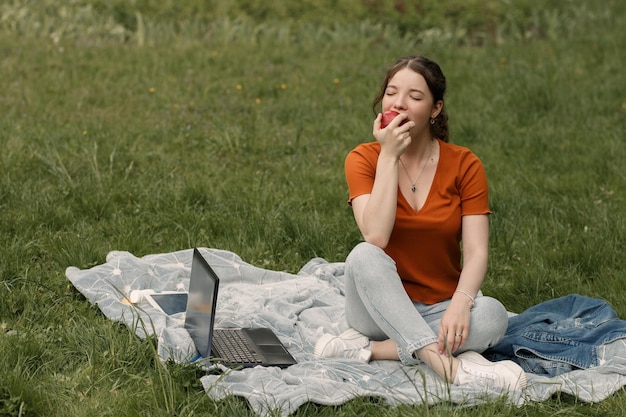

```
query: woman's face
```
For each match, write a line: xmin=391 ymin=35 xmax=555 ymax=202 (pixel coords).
xmin=381 ymin=67 xmax=442 ymax=134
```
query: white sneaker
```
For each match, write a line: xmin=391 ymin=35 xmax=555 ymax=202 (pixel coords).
xmin=455 ymin=351 xmax=527 ymax=392
xmin=313 ymin=328 xmax=372 ymax=362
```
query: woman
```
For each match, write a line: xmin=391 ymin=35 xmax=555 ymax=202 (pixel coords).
xmin=314 ymin=56 xmax=526 ymax=392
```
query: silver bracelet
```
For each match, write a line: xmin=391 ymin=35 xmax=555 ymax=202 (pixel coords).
xmin=454 ymin=290 xmax=475 ymax=308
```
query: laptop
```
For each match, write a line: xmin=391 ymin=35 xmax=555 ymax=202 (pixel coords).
xmin=183 ymin=248 xmax=297 ymax=368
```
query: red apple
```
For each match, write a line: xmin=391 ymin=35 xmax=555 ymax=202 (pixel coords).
xmin=380 ymin=110 xmax=407 ymax=128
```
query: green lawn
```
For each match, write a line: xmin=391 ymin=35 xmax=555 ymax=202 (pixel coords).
xmin=1 ymin=0 xmax=625 ymax=415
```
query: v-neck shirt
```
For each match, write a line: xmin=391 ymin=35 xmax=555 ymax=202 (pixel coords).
xmin=345 ymin=139 xmax=491 ymax=304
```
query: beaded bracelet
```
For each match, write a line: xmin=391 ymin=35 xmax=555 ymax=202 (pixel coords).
xmin=454 ymin=290 xmax=475 ymax=308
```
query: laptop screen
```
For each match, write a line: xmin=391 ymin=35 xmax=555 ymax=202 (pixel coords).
xmin=183 ymin=248 xmax=219 ymax=358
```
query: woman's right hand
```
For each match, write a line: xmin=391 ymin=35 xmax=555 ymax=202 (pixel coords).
xmin=350 ymin=113 xmax=416 ymax=248
xmin=373 ymin=113 xmax=414 ymax=158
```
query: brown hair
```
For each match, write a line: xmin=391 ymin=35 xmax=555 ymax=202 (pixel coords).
xmin=372 ymin=56 xmax=449 ymax=142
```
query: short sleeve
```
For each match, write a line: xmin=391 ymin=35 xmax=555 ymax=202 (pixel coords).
xmin=458 ymin=152 xmax=491 ymax=216
xmin=344 ymin=143 xmax=380 ymax=205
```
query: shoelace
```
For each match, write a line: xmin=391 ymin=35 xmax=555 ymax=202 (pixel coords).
xmin=462 ymin=365 xmax=497 ymax=381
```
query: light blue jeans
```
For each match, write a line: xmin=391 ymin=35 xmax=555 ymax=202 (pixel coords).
xmin=345 ymin=242 xmax=509 ymax=365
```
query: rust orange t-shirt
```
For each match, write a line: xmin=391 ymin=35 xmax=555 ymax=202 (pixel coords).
xmin=345 ymin=139 xmax=491 ymax=304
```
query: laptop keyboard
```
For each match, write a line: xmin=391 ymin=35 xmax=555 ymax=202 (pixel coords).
xmin=213 ymin=329 xmax=263 ymax=364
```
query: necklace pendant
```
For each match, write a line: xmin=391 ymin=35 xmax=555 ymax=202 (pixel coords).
xmin=411 ymin=184 xmax=416 ymax=193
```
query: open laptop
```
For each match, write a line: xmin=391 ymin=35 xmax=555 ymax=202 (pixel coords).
xmin=183 ymin=248 xmax=297 ymax=368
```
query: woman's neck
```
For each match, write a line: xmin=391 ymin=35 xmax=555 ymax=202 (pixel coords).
xmin=404 ymin=136 xmax=436 ymax=160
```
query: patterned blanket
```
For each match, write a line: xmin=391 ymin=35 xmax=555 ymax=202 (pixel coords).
xmin=66 ymin=248 xmax=626 ymax=416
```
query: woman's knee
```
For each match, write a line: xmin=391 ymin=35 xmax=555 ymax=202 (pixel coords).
xmin=345 ymin=243 xmax=378 ymax=291
xmin=471 ymin=296 xmax=509 ymax=347
xmin=346 ymin=242 xmax=383 ymax=266
xmin=346 ymin=242 xmax=396 ymax=272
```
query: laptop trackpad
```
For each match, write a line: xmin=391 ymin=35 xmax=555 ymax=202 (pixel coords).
xmin=243 ymin=328 xmax=297 ymax=366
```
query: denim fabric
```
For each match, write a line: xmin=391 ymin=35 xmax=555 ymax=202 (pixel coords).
xmin=344 ymin=242 xmax=509 ymax=365
xmin=484 ymin=294 xmax=626 ymax=376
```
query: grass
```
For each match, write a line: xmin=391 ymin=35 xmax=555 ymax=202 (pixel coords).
xmin=1 ymin=0 xmax=625 ymax=415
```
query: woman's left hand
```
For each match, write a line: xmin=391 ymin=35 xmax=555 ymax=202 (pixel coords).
xmin=437 ymin=299 xmax=472 ymax=355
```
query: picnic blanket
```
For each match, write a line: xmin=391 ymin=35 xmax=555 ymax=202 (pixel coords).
xmin=65 ymin=247 xmax=626 ymax=416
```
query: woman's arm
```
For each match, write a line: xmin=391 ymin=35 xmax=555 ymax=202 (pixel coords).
xmin=350 ymin=154 xmax=399 ymax=248
xmin=438 ymin=214 xmax=490 ymax=353
xmin=455 ymin=214 xmax=490 ymax=303
xmin=351 ymin=115 xmax=413 ymax=248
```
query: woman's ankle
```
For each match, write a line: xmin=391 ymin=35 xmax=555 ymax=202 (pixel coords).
xmin=370 ymin=339 xmax=401 ymax=361
xmin=415 ymin=345 xmax=459 ymax=383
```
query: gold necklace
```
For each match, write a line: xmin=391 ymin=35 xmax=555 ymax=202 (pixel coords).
xmin=399 ymin=141 xmax=435 ymax=193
